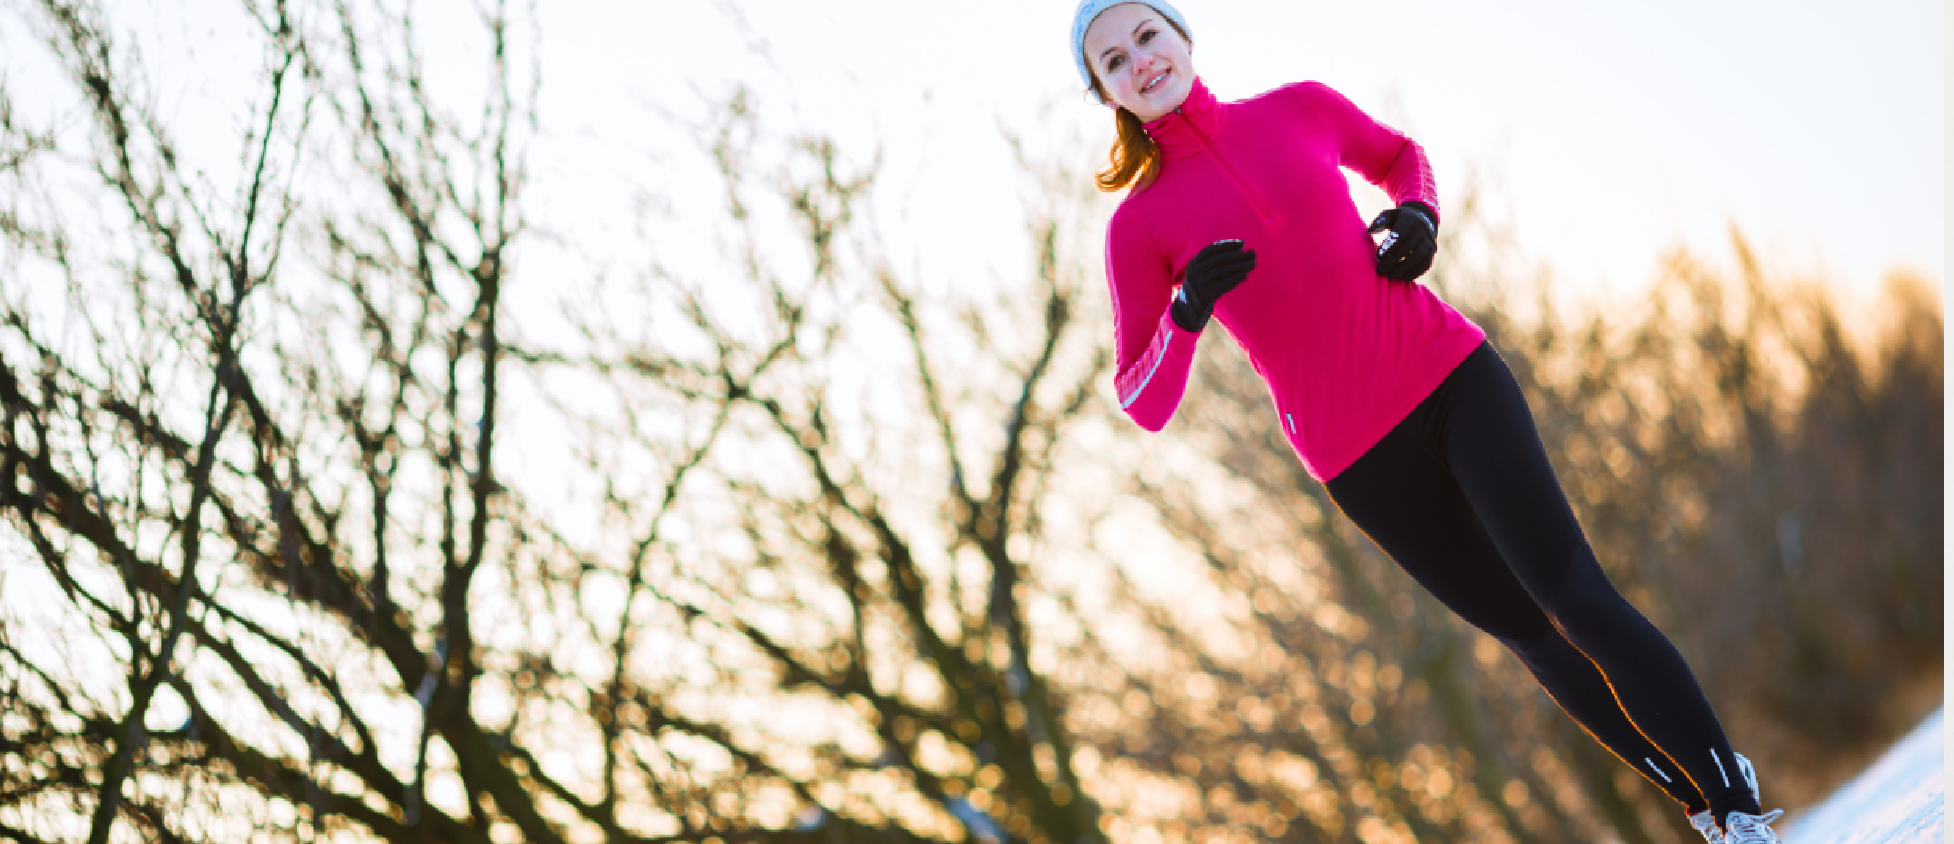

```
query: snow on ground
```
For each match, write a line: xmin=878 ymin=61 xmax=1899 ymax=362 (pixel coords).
xmin=1779 ymin=705 xmax=1943 ymax=844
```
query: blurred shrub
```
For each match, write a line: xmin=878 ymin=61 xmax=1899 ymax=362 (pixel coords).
xmin=1476 ymin=238 xmax=1943 ymax=807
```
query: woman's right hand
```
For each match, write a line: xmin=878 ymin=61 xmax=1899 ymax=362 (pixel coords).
xmin=1171 ymin=239 xmax=1257 ymax=333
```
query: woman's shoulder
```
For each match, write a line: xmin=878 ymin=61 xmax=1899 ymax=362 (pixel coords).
xmin=1105 ymin=188 xmax=1181 ymax=267
xmin=1217 ymin=80 xmax=1342 ymax=129
xmin=1249 ymin=79 xmax=1339 ymax=110
xmin=1106 ymin=191 xmax=1157 ymax=240
xmin=1236 ymin=80 xmax=1373 ymax=130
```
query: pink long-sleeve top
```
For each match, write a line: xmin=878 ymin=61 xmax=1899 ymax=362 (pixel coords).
xmin=1108 ymin=77 xmax=1485 ymax=481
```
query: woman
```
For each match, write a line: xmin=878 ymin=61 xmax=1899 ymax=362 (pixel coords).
xmin=1072 ymin=2 xmax=1786 ymax=842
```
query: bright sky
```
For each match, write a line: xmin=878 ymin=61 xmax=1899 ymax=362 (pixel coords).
xmin=532 ymin=0 xmax=1945 ymax=305
xmin=3 ymin=0 xmax=1940 ymax=307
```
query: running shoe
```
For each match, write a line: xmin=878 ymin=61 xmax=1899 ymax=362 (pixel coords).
xmin=1723 ymin=809 xmax=1786 ymax=843
xmin=1723 ymin=752 xmax=1786 ymax=843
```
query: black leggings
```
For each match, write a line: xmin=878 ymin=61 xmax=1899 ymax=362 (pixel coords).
xmin=1325 ymin=342 xmax=1758 ymax=821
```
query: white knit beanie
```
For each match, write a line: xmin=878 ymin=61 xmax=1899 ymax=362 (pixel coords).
xmin=1070 ymin=0 xmax=1193 ymax=91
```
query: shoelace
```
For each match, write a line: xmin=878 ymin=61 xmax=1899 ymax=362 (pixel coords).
xmin=1736 ymin=752 xmax=1760 ymax=793
xmin=1724 ymin=809 xmax=1787 ymax=843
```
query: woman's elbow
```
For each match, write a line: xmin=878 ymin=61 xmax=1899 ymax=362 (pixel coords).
xmin=1123 ymin=402 xmax=1173 ymax=433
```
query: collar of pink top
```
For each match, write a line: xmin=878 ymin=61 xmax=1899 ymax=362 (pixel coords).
xmin=1141 ymin=76 xmax=1226 ymax=159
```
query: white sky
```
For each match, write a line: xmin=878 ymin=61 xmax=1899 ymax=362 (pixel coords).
xmin=531 ymin=0 xmax=1945 ymax=305
xmin=3 ymin=0 xmax=1941 ymax=306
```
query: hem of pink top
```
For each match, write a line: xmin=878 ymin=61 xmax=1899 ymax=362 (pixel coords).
xmin=1310 ymin=330 xmax=1488 ymax=483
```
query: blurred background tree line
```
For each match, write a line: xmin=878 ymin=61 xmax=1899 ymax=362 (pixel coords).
xmin=0 ymin=1 xmax=1938 ymax=843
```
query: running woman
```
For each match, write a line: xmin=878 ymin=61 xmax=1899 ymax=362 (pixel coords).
xmin=1072 ymin=2 xmax=1785 ymax=842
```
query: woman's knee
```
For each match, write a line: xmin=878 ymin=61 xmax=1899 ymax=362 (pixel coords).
xmin=1498 ymin=625 xmax=1583 ymax=669
xmin=1540 ymin=545 xmax=1638 ymax=645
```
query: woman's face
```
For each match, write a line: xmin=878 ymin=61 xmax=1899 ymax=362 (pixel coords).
xmin=1083 ymin=3 xmax=1194 ymax=123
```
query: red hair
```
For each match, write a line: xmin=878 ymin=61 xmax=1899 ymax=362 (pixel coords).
xmin=1084 ymin=14 xmax=1191 ymax=193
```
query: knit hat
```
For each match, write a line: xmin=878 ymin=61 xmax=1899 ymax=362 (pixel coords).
xmin=1071 ymin=0 xmax=1193 ymax=91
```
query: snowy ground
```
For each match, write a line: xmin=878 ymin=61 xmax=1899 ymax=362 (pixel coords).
xmin=1779 ymin=705 xmax=1943 ymax=844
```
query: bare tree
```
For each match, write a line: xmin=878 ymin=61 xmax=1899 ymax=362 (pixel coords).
xmin=518 ymin=103 xmax=1124 ymax=844
xmin=0 ymin=0 xmax=554 ymax=838
xmin=0 ymin=1 xmax=1124 ymax=841
xmin=1481 ymin=239 xmax=1944 ymax=806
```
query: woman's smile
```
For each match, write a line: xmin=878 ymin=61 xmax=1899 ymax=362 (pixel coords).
xmin=1083 ymin=2 xmax=1195 ymax=122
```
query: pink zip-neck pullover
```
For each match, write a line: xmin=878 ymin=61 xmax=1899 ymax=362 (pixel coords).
xmin=1107 ymin=77 xmax=1485 ymax=481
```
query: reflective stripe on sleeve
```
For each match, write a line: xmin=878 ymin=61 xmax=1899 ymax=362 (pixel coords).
xmin=1119 ymin=328 xmax=1174 ymax=410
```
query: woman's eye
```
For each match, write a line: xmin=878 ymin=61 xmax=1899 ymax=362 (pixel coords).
xmin=1138 ymin=29 xmax=1156 ymax=44
xmin=1107 ymin=55 xmax=1125 ymax=71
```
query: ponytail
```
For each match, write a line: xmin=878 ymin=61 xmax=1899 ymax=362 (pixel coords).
xmin=1095 ymin=104 xmax=1159 ymax=192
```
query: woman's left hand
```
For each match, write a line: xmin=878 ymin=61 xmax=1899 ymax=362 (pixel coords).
xmin=1367 ymin=201 xmax=1438 ymax=281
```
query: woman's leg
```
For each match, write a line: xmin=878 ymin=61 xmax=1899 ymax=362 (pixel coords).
xmin=1325 ymin=408 xmax=1708 ymax=813
xmin=1427 ymin=344 xmax=1761 ymax=826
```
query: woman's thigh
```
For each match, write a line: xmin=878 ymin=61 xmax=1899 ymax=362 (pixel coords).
xmin=1325 ymin=416 xmax=1557 ymax=644
xmin=1435 ymin=345 xmax=1593 ymax=602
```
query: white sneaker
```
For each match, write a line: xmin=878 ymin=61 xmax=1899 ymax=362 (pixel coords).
xmin=1688 ymin=809 xmax=1725 ymax=843
xmin=1724 ymin=809 xmax=1786 ymax=843
xmin=1723 ymin=752 xmax=1786 ymax=843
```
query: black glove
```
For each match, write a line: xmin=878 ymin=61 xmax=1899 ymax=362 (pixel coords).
xmin=1366 ymin=200 xmax=1437 ymax=281
xmin=1170 ymin=239 xmax=1257 ymax=333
